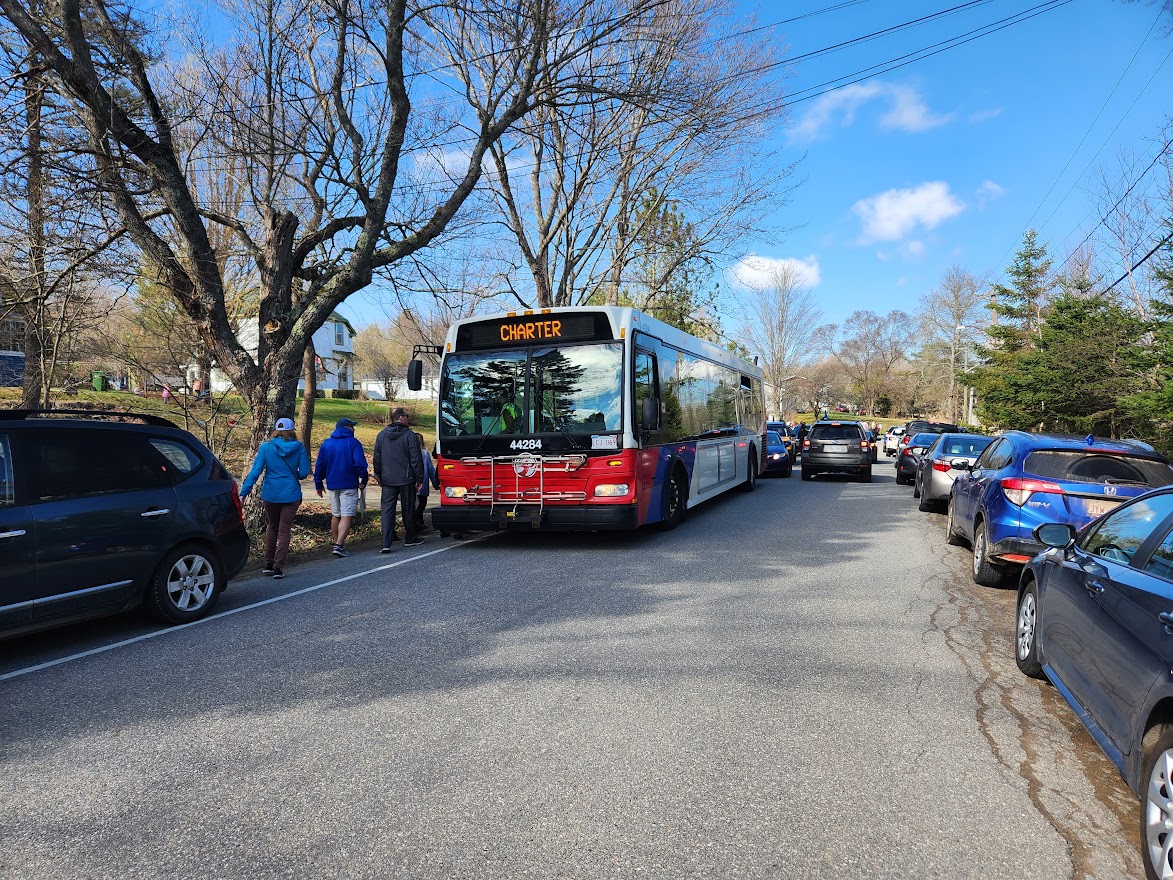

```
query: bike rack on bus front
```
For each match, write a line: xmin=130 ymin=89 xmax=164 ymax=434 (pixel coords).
xmin=458 ymin=454 xmax=588 ymax=526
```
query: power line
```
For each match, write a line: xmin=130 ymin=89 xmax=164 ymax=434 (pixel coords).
xmin=1103 ymin=229 xmax=1173 ymax=293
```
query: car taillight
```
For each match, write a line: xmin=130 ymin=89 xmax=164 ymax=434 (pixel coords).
xmin=1001 ymin=477 xmax=1065 ymax=506
xmin=803 ymin=439 xmax=810 ymax=448
xmin=860 ymin=439 xmax=868 ymax=450
xmin=231 ymin=482 xmax=245 ymax=523
xmin=932 ymin=460 xmax=951 ymax=472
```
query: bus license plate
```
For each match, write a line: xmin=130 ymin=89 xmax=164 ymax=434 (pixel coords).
xmin=824 ymin=444 xmax=847 ymax=453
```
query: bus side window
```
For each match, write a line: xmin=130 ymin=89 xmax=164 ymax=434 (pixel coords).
xmin=635 ymin=350 xmax=656 ymax=431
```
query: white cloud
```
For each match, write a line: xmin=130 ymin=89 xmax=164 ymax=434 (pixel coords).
xmin=728 ymin=254 xmax=821 ymax=290
xmin=969 ymin=107 xmax=1003 ymax=124
xmin=790 ymin=81 xmax=951 ymax=141
xmin=905 ymin=240 xmax=926 ymax=256
xmin=851 ymin=181 xmax=965 ymax=243
xmin=976 ymin=180 xmax=1006 ymax=208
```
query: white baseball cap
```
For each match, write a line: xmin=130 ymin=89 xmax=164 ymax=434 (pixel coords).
xmin=274 ymin=417 xmax=295 ymax=431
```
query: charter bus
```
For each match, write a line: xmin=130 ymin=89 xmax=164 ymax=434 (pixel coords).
xmin=406 ymin=306 xmax=766 ymax=532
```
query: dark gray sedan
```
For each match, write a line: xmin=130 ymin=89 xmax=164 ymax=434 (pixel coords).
xmin=913 ymin=432 xmax=994 ymax=511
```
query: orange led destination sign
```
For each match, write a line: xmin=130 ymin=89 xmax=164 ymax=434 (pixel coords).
xmin=458 ymin=313 xmax=612 ymax=350
xmin=500 ymin=319 xmax=563 ymax=342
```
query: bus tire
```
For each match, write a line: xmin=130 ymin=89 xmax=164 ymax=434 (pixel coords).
xmin=658 ymin=468 xmax=688 ymax=531
xmin=741 ymin=452 xmax=757 ymax=492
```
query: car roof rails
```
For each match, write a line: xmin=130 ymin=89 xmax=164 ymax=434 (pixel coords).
xmin=0 ymin=408 xmax=179 ymax=428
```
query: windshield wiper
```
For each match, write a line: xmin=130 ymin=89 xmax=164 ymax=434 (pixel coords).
xmin=471 ymin=415 xmax=504 ymax=456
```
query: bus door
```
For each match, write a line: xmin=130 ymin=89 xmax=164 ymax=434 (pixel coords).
xmin=633 ymin=345 xmax=663 ymax=523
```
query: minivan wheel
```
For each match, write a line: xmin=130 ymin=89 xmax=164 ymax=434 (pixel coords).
xmin=1141 ymin=726 xmax=1173 ymax=880
xmin=1015 ymin=579 xmax=1045 ymax=679
xmin=147 ymin=544 xmax=224 ymax=624
xmin=972 ymin=520 xmax=1004 ymax=587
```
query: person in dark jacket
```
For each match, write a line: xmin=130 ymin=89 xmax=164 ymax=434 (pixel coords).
xmin=414 ymin=432 xmax=440 ymax=532
xmin=240 ymin=417 xmax=311 ymax=579
xmin=314 ymin=417 xmax=369 ymax=558
xmin=373 ymin=407 xmax=424 ymax=551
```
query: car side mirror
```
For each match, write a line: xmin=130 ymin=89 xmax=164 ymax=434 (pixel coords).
xmin=950 ymin=458 xmax=971 ymax=471
xmin=641 ymin=396 xmax=661 ymax=431
xmin=406 ymin=359 xmax=423 ymax=392
xmin=1034 ymin=522 xmax=1077 ymax=549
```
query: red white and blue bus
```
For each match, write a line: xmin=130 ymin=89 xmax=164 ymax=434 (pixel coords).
xmin=407 ymin=306 xmax=765 ymax=532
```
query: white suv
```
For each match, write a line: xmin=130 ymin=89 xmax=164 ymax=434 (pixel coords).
xmin=882 ymin=426 xmax=905 ymax=456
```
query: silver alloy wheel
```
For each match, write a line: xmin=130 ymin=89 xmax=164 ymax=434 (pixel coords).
xmin=166 ymin=553 xmax=216 ymax=611
xmin=973 ymin=527 xmax=987 ymax=577
xmin=1146 ymin=748 xmax=1173 ymax=878
xmin=1016 ymin=591 xmax=1037 ymax=661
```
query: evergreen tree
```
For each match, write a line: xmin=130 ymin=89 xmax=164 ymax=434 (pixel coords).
xmin=1124 ymin=222 xmax=1173 ymax=453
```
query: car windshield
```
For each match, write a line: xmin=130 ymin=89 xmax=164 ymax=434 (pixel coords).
xmin=810 ymin=424 xmax=862 ymax=441
xmin=767 ymin=431 xmax=783 ymax=445
xmin=440 ymin=342 xmax=624 ymax=438
xmin=1024 ymin=450 xmax=1173 ymax=488
xmin=908 ymin=433 xmax=939 ymax=448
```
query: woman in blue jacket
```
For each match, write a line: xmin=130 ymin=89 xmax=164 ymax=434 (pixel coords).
xmin=240 ymin=417 xmax=311 ymax=579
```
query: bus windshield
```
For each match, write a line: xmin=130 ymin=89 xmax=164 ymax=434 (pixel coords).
xmin=440 ymin=342 xmax=624 ymax=438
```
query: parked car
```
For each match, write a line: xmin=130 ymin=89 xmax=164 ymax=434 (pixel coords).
xmin=764 ymin=430 xmax=793 ymax=478
xmin=883 ymin=426 xmax=905 ymax=456
xmin=1014 ymin=487 xmax=1173 ymax=880
xmin=947 ymin=431 xmax=1173 ymax=586
xmin=766 ymin=421 xmax=797 ymax=466
xmin=895 ymin=432 xmax=940 ymax=485
xmin=913 ymin=433 xmax=995 ymax=511
xmin=0 ymin=409 xmax=250 ymax=639
xmin=801 ymin=420 xmax=871 ymax=482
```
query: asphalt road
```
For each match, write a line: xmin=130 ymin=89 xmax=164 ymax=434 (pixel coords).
xmin=0 ymin=463 xmax=1141 ymax=879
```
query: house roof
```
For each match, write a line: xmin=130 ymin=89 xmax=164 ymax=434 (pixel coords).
xmin=328 ymin=312 xmax=356 ymax=336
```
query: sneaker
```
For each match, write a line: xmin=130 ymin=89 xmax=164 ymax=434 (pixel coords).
xmin=272 ymin=569 xmax=285 ymax=579
xmin=262 ymin=566 xmax=274 ymax=574
xmin=380 ymin=547 xmax=393 ymax=554
xmin=404 ymin=539 xmax=423 ymax=547
xmin=332 ymin=545 xmax=350 ymax=558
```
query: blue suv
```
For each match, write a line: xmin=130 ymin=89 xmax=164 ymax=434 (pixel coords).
xmin=946 ymin=431 xmax=1173 ymax=586
xmin=0 ymin=409 xmax=250 ymax=639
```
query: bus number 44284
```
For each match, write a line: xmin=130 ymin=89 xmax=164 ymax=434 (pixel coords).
xmin=510 ymin=439 xmax=543 ymax=450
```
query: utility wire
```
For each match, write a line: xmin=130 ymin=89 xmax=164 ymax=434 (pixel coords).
xmin=1103 ymin=230 xmax=1173 ymax=293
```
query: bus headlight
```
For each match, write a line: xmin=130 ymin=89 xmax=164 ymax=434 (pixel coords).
xmin=445 ymin=486 xmax=468 ymax=498
xmin=593 ymin=483 xmax=629 ymax=497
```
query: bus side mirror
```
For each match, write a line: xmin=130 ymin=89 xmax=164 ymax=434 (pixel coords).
xmin=406 ymin=359 xmax=423 ymax=392
xmin=641 ymin=396 xmax=660 ymax=431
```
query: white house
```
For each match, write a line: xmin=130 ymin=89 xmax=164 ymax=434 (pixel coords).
xmin=196 ymin=312 xmax=357 ymax=395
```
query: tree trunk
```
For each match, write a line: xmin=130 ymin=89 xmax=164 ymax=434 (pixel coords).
xmin=297 ymin=340 xmax=317 ymax=451
xmin=20 ymin=57 xmax=46 ymax=410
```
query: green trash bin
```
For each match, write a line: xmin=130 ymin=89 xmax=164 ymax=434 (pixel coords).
xmin=91 ymin=370 xmax=108 ymax=392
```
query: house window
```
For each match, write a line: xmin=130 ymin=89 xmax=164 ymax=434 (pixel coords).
xmin=334 ymin=322 xmax=344 ymax=346
xmin=339 ymin=363 xmax=349 ymax=388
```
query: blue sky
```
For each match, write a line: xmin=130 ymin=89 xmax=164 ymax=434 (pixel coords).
xmin=724 ymin=0 xmax=1172 ymax=326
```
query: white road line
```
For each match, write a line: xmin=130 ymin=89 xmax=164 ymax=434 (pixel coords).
xmin=1 ymin=537 xmax=489 ymax=684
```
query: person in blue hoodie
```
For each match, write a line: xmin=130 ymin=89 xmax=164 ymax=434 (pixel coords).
xmin=314 ymin=417 xmax=369 ymax=558
xmin=240 ymin=417 xmax=311 ymax=579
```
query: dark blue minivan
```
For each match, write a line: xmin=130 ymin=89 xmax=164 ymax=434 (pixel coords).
xmin=1016 ymin=487 xmax=1173 ymax=880
xmin=0 ymin=410 xmax=249 ymax=638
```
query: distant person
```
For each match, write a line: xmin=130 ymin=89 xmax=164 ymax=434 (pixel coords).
xmin=314 ymin=417 xmax=369 ymax=558
xmin=414 ymin=432 xmax=440 ymax=532
xmin=240 ymin=417 xmax=311 ymax=579
xmin=161 ymin=384 xmax=172 ymax=404
xmin=192 ymin=377 xmax=203 ymax=400
xmin=373 ymin=407 xmax=424 ymax=551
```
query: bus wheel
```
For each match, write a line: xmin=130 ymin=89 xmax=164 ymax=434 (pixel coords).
xmin=741 ymin=454 xmax=757 ymax=492
xmin=658 ymin=470 xmax=688 ymax=531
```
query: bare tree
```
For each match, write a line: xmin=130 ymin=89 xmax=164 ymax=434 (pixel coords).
xmin=917 ymin=266 xmax=988 ymax=423
xmin=482 ymin=0 xmax=790 ymax=310
xmin=732 ymin=262 xmax=822 ymax=419
xmin=821 ymin=310 xmax=917 ymax=417
xmin=0 ymin=0 xmax=672 ymax=454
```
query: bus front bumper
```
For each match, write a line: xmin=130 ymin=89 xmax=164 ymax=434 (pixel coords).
xmin=432 ymin=503 xmax=639 ymax=532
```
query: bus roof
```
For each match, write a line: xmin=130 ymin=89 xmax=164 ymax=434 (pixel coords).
xmin=442 ymin=306 xmax=763 ymax=380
